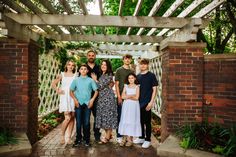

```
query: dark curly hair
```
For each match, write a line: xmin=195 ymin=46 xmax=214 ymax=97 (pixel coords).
xmin=125 ymin=73 xmax=139 ymax=85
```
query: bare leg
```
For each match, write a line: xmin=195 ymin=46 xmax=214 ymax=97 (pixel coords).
xmin=61 ymin=112 xmax=71 ymax=144
xmin=66 ymin=112 xmax=75 ymax=144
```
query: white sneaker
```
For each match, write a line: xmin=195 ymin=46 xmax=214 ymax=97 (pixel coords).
xmin=133 ymin=138 xmax=145 ymax=144
xmin=116 ymin=137 xmax=122 ymax=144
xmin=142 ymin=141 xmax=151 ymax=148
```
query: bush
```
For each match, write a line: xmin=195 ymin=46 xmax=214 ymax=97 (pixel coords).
xmin=0 ymin=127 xmax=17 ymax=146
xmin=176 ymin=122 xmax=236 ymax=156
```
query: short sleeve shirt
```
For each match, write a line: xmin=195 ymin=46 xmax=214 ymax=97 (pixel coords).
xmin=137 ymin=71 xmax=158 ymax=108
xmin=70 ymin=76 xmax=98 ymax=105
xmin=115 ymin=67 xmax=133 ymax=94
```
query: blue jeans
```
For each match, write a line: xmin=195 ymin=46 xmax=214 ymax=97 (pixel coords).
xmin=75 ymin=104 xmax=91 ymax=143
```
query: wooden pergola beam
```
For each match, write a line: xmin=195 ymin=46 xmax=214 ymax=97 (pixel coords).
xmin=77 ymin=0 xmax=95 ymax=35
xmin=4 ymin=13 xmax=199 ymax=29
xmin=193 ymin=0 xmax=226 ymax=18
xmin=59 ymin=0 xmax=85 ymax=34
xmin=126 ymin=0 xmax=143 ymax=35
xmin=98 ymin=0 xmax=106 ymax=35
xmin=48 ymin=34 xmax=163 ymax=43
xmin=3 ymin=15 xmax=40 ymax=41
xmin=98 ymin=44 xmax=157 ymax=51
xmin=18 ymin=0 xmax=64 ymax=34
xmin=136 ymin=0 xmax=164 ymax=36
xmin=160 ymin=18 xmax=202 ymax=50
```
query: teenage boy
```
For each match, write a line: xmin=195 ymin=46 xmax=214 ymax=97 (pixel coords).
xmin=134 ymin=58 xmax=158 ymax=148
xmin=85 ymin=50 xmax=101 ymax=142
xmin=70 ymin=64 xmax=98 ymax=147
xmin=115 ymin=54 xmax=133 ymax=143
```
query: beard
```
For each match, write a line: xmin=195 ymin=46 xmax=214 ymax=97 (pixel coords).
xmin=88 ymin=58 xmax=95 ymax=63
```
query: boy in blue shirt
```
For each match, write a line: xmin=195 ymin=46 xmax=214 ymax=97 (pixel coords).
xmin=70 ymin=64 xmax=98 ymax=147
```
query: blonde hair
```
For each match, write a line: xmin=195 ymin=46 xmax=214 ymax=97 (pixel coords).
xmin=64 ymin=60 xmax=76 ymax=73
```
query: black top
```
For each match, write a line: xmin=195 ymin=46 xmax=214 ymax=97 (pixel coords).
xmin=137 ymin=71 xmax=158 ymax=108
xmin=86 ymin=63 xmax=101 ymax=79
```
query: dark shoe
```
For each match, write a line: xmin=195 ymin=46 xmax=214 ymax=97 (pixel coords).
xmin=73 ymin=140 xmax=81 ymax=147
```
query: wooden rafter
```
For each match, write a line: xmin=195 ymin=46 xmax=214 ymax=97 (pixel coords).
xmin=59 ymin=0 xmax=85 ymax=34
xmin=193 ymin=0 xmax=226 ymax=18
xmin=126 ymin=0 xmax=143 ymax=35
xmin=18 ymin=0 xmax=64 ymax=34
xmin=98 ymin=0 xmax=105 ymax=34
xmin=48 ymin=34 xmax=163 ymax=43
xmin=1 ymin=0 xmax=53 ymax=34
xmin=77 ymin=0 xmax=95 ymax=35
xmin=39 ymin=0 xmax=76 ymax=34
xmin=136 ymin=0 xmax=165 ymax=36
xmin=146 ymin=0 xmax=185 ymax=37
xmin=5 ymin=13 xmax=200 ymax=29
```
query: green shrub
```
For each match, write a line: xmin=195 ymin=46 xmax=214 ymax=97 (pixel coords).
xmin=0 ymin=128 xmax=18 ymax=146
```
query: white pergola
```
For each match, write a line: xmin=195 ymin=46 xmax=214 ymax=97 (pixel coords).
xmin=0 ymin=0 xmax=225 ymax=58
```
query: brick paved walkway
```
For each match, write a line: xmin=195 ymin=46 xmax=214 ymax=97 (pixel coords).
xmin=31 ymin=124 xmax=159 ymax=157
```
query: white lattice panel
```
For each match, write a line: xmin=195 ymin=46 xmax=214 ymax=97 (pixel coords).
xmin=150 ymin=56 xmax=163 ymax=118
xmin=38 ymin=53 xmax=61 ymax=118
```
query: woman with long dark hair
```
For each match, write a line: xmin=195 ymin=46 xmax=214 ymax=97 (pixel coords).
xmin=91 ymin=59 xmax=118 ymax=144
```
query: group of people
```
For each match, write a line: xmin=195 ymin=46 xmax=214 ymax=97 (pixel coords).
xmin=52 ymin=50 xmax=158 ymax=148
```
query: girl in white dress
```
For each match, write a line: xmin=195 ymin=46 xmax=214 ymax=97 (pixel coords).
xmin=52 ymin=60 xmax=77 ymax=144
xmin=118 ymin=73 xmax=141 ymax=147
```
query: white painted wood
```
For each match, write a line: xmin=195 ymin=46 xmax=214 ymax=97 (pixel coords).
xmin=118 ymin=0 xmax=125 ymax=16
xmin=48 ymin=34 xmax=163 ymax=43
xmin=147 ymin=0 xmax=185 ymax=37
xmin=193 ymin=0 xmax=226 ymax=17
xmin=5 ymin=13 xmax=196 ymax=29
xmin=98 ymin=44 xmax=157 ymax=51
xmin=160 ymin=18 xmax=202 ymax=50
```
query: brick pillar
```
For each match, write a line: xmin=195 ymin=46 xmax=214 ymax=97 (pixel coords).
xmin=160 ymin=42 xmax=206 ymax=141
xmin=0 ymin=38 xmax=39 ymax=144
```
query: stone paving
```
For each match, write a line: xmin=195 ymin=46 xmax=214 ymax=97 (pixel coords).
xmin=30 ymin=124 xmax=159 ymax=157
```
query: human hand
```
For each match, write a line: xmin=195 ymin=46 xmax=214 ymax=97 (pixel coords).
xmin=88 ymin=99 xmax=94 ymax=109
xmin=57 ymin=88 xmax=65 ymax=95
xmin=91 ymin=73 xmax=97 ymax=81
xmin=145 ymin=102 xmax=153 ymax=111
xmin=74 ymin=99 xmax=79 ymax=108
xmin=109 ymin=81 xmax=114 ymax=88
xmin=118 ymin=96 xmax=123 ymax=105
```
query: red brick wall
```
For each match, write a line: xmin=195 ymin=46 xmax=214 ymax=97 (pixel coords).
xmin=203 ymin=54 xmax=236 ymax=127
xmin=161 ymin=42 xmax=205 ymax=141
xmin=0 ymin=38 xmax=39 ymax=144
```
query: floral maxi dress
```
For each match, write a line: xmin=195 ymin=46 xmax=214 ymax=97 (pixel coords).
xmin=95 ymin=74 xmax=118 ymax=129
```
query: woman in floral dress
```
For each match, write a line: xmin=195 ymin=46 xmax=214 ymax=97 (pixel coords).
xmin=91 ymin=59 xmax=118 ymax=143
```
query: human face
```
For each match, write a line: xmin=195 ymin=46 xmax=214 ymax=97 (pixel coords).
xmin=79 ymin=66 xmax=88 ymax=76
xmin=87 ymin=51 xmax=96 ymax=63
xmin=101 ymin=61 xmax=107 ymax=73
xmin=123 ymin=57 xmax=132 ymax=66
xmin=128 ymin=75 xmax=136 ymax=84
xmin=139 ymin=63 xmax=149 ymax=72
xmin=66 ymin=61 xmax=75 ymax=72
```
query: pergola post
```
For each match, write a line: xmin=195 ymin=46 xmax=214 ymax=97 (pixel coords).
xmin=160 ymin=42 xmax=206 ymax=141
xmin=0 ymin=38 xmax=39 ymax=144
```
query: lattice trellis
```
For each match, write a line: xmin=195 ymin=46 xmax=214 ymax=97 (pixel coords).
xmin=38 ymin=53 xmax=60 ymax=118
xmin=150 ymin=56 xmax=163 ymax=118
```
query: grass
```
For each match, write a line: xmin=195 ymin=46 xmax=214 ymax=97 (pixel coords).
xmin=0 ymin=127 xmax=18 ymax=146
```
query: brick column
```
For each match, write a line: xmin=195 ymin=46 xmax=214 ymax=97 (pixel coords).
xmin=160 ymin=42 xmax=206 ymax=141
xmin=0 ymin=38 xmax=39 ymax=144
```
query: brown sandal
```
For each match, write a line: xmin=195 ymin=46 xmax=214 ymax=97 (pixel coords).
xmin=119 ymin=137 xmax=127 ymax=147
xmin=125 ymin=141 xmax=133 ymax=147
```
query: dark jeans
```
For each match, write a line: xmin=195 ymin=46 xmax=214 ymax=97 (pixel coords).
xmin=140 ymin=106 xmax=151 ymax=141
xmin=91 ymin=100 xmax=101 ymax=141
xmin=116 ymin=104 xmax=122 ymax=138
xmin=75 ymin=104 xmax=91 ymax=143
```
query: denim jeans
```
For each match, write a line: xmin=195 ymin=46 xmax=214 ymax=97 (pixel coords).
xmin=75 ymin=104 xmax=91 ymax=143
xmin=91 ymin=99 xmax=101 ymax=141
xmin=116 ymin=104 xmax=122 ymax=138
